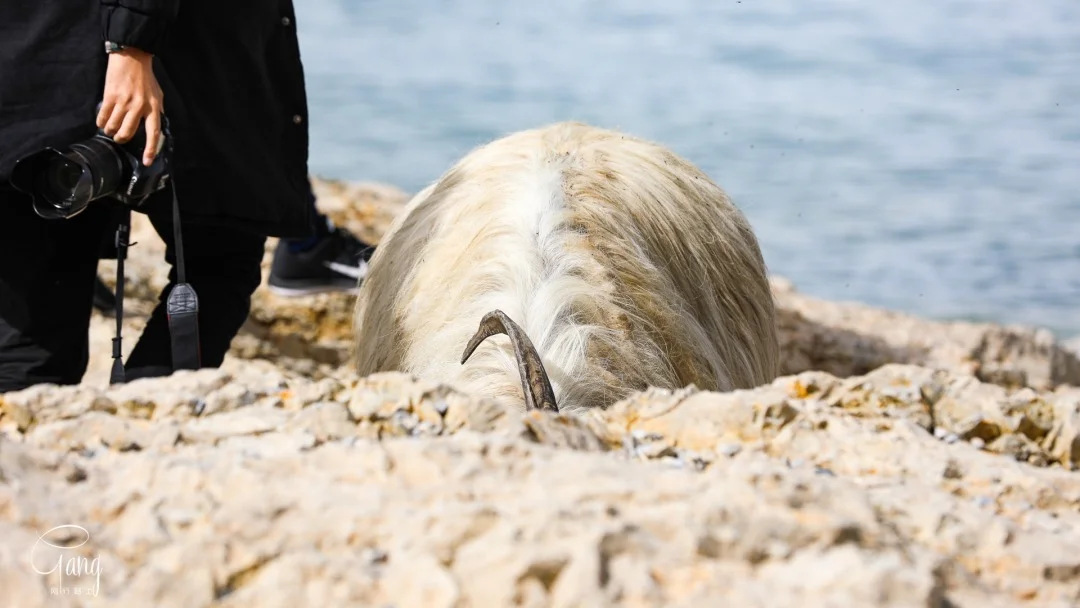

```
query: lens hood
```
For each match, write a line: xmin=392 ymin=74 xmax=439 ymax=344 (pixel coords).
xmin=9 ymin=147 xmax=96 ymax=220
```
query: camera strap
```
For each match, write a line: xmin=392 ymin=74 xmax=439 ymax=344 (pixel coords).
xmin=108 ymin=209 xmax=132 ymax=385
xmin=107 ymin=180 xmax=201 ymax=385
xmin=165 ymin=181 xmax=201 ymax=372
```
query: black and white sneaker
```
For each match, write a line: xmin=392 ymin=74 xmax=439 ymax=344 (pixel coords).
xmin=267 ymin=225 xmax=376 ymax=296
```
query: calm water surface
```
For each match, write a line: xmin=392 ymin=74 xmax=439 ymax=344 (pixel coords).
xmin=294 ymin=0 xmax=1080 ymax=337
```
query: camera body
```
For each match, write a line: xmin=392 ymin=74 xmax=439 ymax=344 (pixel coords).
xmin=9 ymin=104 xmax=172 ymax=220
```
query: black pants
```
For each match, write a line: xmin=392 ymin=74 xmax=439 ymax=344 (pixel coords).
xmin=0 ymin=189 xmax=266 ymax=392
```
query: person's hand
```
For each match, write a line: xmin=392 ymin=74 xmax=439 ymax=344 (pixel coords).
xmin=97 ymin=47 xmax=165 ymax=167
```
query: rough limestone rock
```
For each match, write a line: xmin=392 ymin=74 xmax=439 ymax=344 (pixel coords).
xmin=2 ymin=363 xmax=1080 ymax=607
xmin=5 ymin=176 xmax=1079 ymax=606
xmin=772 ymin=277 xmax=1080 ymax=391
xmin=1067 ymin=336 xmax=1080 ymax=359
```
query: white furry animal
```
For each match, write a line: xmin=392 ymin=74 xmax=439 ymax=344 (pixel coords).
xmin=353 ymin=121 xmax=779 ymax=414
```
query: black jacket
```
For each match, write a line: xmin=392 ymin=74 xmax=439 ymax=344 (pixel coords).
xmin=0 ymin=0 xmax=315 ymax=238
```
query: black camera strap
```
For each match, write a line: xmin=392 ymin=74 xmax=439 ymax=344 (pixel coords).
xmin=107 ymin=180 xmax=201 ymax=385
xmin=108 ymin=208 xmax=132 ymax=385
xmin=165 ymin=181 xmax=201 ymax=372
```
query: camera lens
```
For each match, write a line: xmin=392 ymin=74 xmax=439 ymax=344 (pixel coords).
xmin=35 ymin=153 xmax=93 ymax=210
xmin=10 ymin=127 xmax=148 ymax=220
xmin=31 ymin=137 xmax=125 ymax=216
xmin=70 ymin=136 xmax=125 ymax=199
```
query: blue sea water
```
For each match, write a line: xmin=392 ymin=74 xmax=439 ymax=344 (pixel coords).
xmin=294 ymin=0 xmax=1080 ymax=338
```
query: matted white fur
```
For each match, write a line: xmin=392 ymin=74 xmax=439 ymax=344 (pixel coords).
xmin=353 ymin=121 xmax=779 ymax=414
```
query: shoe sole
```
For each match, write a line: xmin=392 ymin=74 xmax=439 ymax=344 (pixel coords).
xmin=266 ymin=283 xmax=361 ymax=297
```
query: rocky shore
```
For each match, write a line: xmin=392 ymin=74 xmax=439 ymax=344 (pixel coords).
xmin=2 ymin=178 xmax=1079 ymax=607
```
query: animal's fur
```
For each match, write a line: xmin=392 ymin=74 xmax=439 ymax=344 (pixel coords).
xmin=352 ymin=121 xmax=779 ymax=414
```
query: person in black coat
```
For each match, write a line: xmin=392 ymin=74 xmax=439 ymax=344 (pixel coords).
xmin=0 ymin=0 xmax=374 ymax=392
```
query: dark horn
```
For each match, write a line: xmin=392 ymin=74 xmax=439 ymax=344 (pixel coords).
xmin=461 ymin=309 xmax=559 ymax=413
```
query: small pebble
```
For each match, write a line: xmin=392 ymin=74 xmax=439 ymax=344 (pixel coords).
xmin=65 ymin=465 xmax=88 ymax=483
xmin=970 ymin=437 xmax=985 ymax=449
xmin=716 ymin=443 xmax=742 ymax=457
xmin=360 ymin=547 xmax=388 ymax=565
xmin=636 ymin=441 xmax=677 ymax=459
xmin=933 ymin=427 xmax=948 ymax=439
xmin=944 ymin=433 xmax=959 ymax=444
xmin=391 ymin=410 xmax=419 ymax=433
xmin=631 ymin=429 xmax=663 ymax=442
xmin=660 ymin=456 xmax=684 ymax=469
xmin=413 ymin=421 xmax=441 ymax=436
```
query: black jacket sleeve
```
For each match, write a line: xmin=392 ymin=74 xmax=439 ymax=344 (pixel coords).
xmin=100 ymin=0 xmax=180 ymax=56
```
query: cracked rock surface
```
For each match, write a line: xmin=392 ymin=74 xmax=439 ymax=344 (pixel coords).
xmin=3 ymin=364 xmax=1080 ymax=607
xmin=2 ymin=177 xmax=1079 ymax=607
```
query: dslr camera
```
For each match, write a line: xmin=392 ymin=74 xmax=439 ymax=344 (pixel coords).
xmin=9 ymin=104 xmax=171 ymax=220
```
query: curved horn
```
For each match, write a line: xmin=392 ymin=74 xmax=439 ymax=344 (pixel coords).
xmin=460 ymin=309 xmax=559 ymax=413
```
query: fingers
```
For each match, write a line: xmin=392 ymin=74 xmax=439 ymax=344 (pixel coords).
xmin=98 ymin=51 xmax=166 ymax=165
xmin=100 ymin=99 xmax=129 ymax=140
xmin=114 ymin=101 xmax=144 ymax=144
xmin=142 ymin=108 xmax=161 ymax=166
xmin=96 ymin=94 xmax=164 ymax=165
xmin=96 ymin=98 xmax=115 ymax=131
